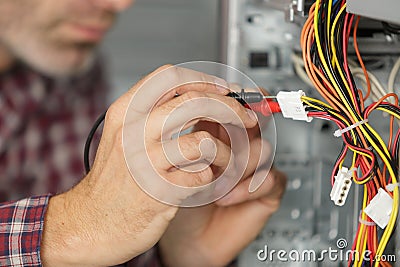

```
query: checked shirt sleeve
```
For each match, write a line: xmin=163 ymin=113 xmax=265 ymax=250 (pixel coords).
xmin=0 ymin=195 xmax=50 ymax=267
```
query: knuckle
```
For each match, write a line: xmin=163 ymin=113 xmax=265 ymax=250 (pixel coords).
xmin=160 ymin=64 xmax=174 ymax=70
xmin=182 ymin=91 xmax=204 ymax=102
xmin=167 ymin=65 xmax=182 ymax=82
xmin=193 ymin=131 xmax=214 ymax=144
xmin=198 ymin=72 xmax=210 ymax=83
xmin=192 ymin=167 xmax=213 ymax=186
xmin=227 ymin=97 xmax=244 ymax=115
xmin=111 ymin=126 xmax=125 ymax=154
xmin=105 ymin=103 xmax=121 ymax=125
xmin=152 ymin=64 xmax=175 ymax=77
xmin=145 ymin=143 xmax=160 ymax=163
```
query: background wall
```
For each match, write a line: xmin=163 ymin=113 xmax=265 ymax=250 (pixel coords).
xmin=101 ymin=0 xmax=219 ymax=101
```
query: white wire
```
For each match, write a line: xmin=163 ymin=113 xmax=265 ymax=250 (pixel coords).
xmin=291 ymin=53 xmax=305 ymax=66
xmin=292 ymin=53 xmax=396 ymax=103
xmin=291 ymin=53 xmax=314 ymax=87
xmin=294 ymin=62 xmax=315 ymax=87
xmin=388 ymin=57 xmax=400 ymax=93
xmin=354 ymin=73 xmax=380 ymax=102
xmin=350 ymin=67 xmax=388 ymax=101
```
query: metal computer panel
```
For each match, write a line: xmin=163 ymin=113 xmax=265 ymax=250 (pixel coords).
xmin=347 ymin=0 xmax=400 ymax=25
xmin=219 ymin=0 xmax=399 ymax=266
xmin=238 ymin=156 xmax=358 ymax=266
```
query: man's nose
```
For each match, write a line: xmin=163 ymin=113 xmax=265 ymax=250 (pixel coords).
xmin=91 ymin=0 xmax=135 ymax=12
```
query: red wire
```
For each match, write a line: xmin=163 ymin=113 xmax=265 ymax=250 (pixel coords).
xmin=392 ymin=129 xmax=400 ymax=156
xmin=342 ymin=13 xmax=360 ymax=113
xmin=247 ymin=100 xmax=281 ymax=116
xmin=349 ymin=223 xmax=360 ymax=266
xmin=308 ymin=113 xmax=376 ymax=183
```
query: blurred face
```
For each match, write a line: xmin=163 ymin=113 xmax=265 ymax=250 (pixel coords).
xmin=0 ymin=0 xmax=134 ymax=77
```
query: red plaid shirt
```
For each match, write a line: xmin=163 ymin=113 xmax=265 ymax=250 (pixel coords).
xmin=0 ymin=61 xmax=162 ymax=266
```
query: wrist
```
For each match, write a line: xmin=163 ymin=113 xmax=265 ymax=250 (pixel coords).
xmin=40 ymin=179 xmax=97 ymax=267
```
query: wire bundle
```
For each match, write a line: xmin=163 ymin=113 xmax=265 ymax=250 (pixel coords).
xmin=300 ymin=0 xmax=400 ymax=266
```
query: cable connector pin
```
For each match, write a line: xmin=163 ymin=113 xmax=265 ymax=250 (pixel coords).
xmin=330 ymin=167 xmax=354 ymax=206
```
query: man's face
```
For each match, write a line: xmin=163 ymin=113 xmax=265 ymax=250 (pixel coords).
xmin=0 ymin=0 xmax=133 ymax=77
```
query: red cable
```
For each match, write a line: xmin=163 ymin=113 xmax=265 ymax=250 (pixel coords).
xmin=247 ymin=100 xmax=281 ymax=116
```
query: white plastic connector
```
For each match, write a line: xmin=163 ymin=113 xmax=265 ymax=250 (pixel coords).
xmin=330 ymin=167 xmax=353 ymax=206
xmin=386 ymin=183 xmax=400 ymax=192
xmin=276 ymin=90 xmax=312 ymax=122
xmin=364 ymin=188 xmax=393 ymax=229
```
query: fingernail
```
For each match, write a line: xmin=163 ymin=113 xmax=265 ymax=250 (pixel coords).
xmin=214 ymin=77 xmax=229 ymax=93
xmin=246 ymin=109 xmax=258 ymax=122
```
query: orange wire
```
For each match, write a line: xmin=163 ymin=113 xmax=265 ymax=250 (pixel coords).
xmin=302 ymin=5 xmax=340 ymax=108
xmin=300 ymin=4 xmax=391 ymax=266
xmin=353 ymin=17 xmax=371 ymax=101
xmin=302 ymin=3 xmax=399 ymax=267
xmin=302 ymin=3 xmax=377 ymax=189
xmin=366 ymin=93 xmax=399 ymax=185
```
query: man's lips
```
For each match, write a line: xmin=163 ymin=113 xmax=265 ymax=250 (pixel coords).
xmin=66 ymin=23 xmax=109 ymax=42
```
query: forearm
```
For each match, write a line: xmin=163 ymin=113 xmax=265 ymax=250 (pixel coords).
xmin=40 ymin=167 xmax=175 ymax=267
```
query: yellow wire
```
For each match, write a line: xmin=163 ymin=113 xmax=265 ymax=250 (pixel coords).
xmin=375 ymin=178 xmax=398 ymax=266
xmin=302 ymin=96 xmax=333 ymax=109
xmin=314 ymin=2 xmax=359 ymax=122
xmin=347 ymin=148 xmax=373 ymax=185
xmin=301 ymin=96 xmax=374 ymax=184
xmin=359 ymin=226 xmax=368 ymax=267
xmin=327 ymin=0 xmax=335 ymax=66
xmin=330 ymin=5 xmax=358 ymax=109
xmin=302 ymin=99 xmax=362 ymax=146
xmin=311 ymin=2 xmax=399 ymax=265
xmin=355 ymin=186 xmax=368 ymax=266
xmin=354 ymin=111 xmax=398 ymax=264
xmin=376 ymin=107 xmax=400 ymax=120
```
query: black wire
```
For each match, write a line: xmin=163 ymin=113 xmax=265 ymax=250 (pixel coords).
xmin=382 ymin=22 xmax=400 ymax=35
xmin=315 ymin=3 xmax=362 ymax=117
xmin=84 ymin=111 xmax=106 ymax=174
xmin=377 ymin=104 xmax=400 ymax=117
xmin=305 ymin=98 xmax=378 ymax=181
xmin=327 ymin=14 xmax=360 ymax=115
xmin=394 ymin=131 xmax=400 ymax=179
xmin=340 ymin=15 xmax=362 ymax=112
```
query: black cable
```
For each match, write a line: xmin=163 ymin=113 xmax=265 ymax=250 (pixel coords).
xmin=382 ymin=22 xmax=400 ymax=35
xmin=84 ymin=111 xmax=106 ymax=174
xmin=83 ymin=91 xmax=268 ymax=175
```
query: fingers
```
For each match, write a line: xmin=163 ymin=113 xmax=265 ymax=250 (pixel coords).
xmin=125 ymin=65 xmax=231 ymax=117
xmin=164 ymin=167 xmax=214 ymax=188
xmin=145 ymin=91 xmax=258 ymax=141
xmin=156 ymin=78 xmax=230 ymax=107
xmin=239 ymin=138 xmax=271 ymax=181
xmin=147 ymin=131 xmax=232 ymax=171
xmin=215 ymin=168 xmax=287 ymax=208
xmin=108 ymin=65 xmax=231 ymax=127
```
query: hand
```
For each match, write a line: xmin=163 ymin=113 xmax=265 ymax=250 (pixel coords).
xmin=159 ymin=122 xmax=287 ymax=267
xmin=40 ymin=65 xmax=258 ymax=267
